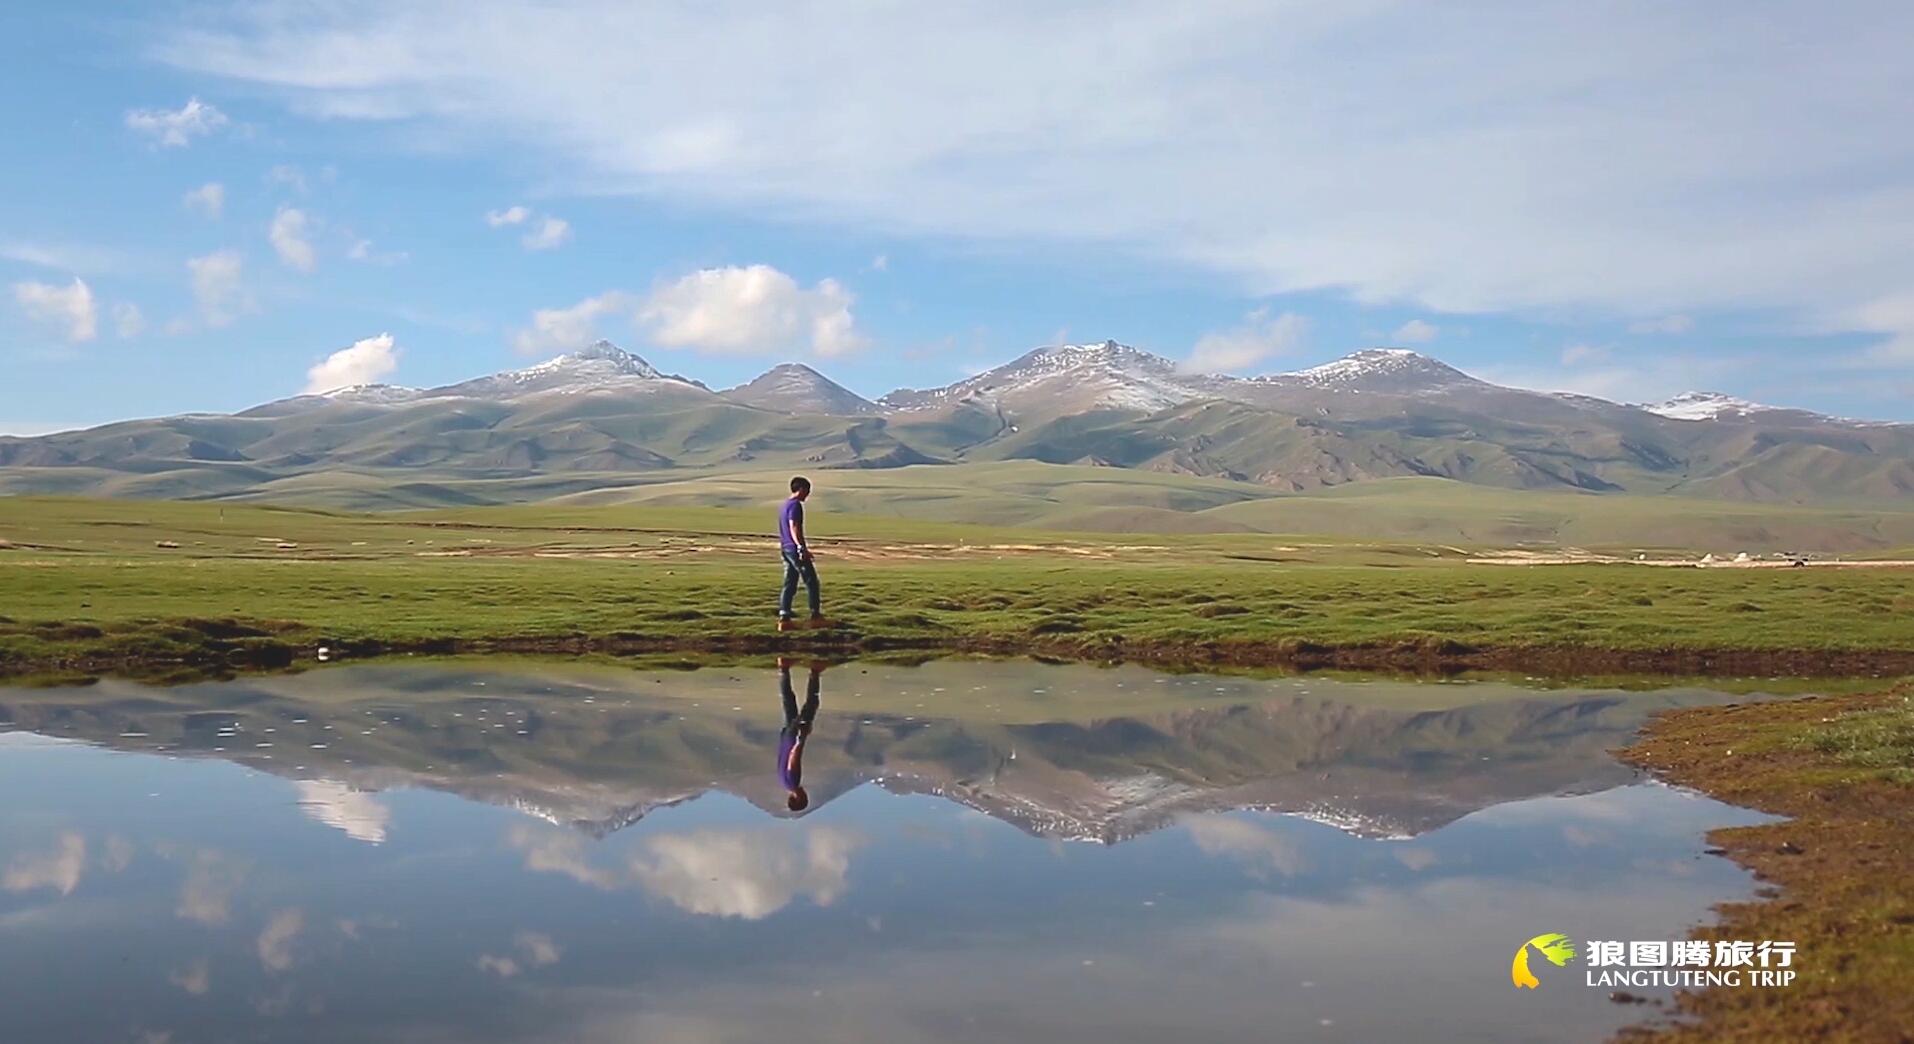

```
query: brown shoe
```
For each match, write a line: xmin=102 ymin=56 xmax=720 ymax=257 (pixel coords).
xmin=777 ymin=617 xmax=795 ymax=633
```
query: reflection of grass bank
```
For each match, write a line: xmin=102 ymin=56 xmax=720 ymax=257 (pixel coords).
xmin=1618 ymin=687 xmax=1914 ymax=1042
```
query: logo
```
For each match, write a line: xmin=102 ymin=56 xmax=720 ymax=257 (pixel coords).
xmin=1510 ymin=935 xmax=1797 ymax=991
xmin=1510 ymin=932 xmax=1577 ymax=988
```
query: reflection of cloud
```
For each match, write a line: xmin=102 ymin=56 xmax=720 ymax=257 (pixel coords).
xmin=1392 ymin=846 xmax=1439 ymax=871
xmin=1184 ymin=817 xmax=1306 ymax=878
xmin=517 ymin=932 xmax=561 ymax=967
xmin=629 ymin=827 xmax=862 ymax=920
xmin=101 ymin=835 xmax=136 ymax=873
xmin=257 ymin=909 xmax=304 ymax=972
xmin=4 ymin=833 xmax=86 ymax=895
xmin=477 ymin=954 xmax=521 ymax=978
xmin=294 ymin=780 xmax=391 ymax=844
xmin=177 ymin=851 xmax=248 ymax=926
xmin=170 ymin=959 xmax=211 ymax=996
xmin=478 ymin=931 xmax=561 ymax=978
xmin=505 ymin=824 xmax=621 ymax=889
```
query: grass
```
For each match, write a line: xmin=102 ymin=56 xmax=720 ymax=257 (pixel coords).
xmin=3 ymin=495 xmax=1913 ymax=676
xmin=1619 ymin=688 xmax=1914 ymax=1041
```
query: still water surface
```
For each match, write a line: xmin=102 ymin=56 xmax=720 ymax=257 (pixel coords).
xmin=0 ymin=660 xmax=1791 ymax=1042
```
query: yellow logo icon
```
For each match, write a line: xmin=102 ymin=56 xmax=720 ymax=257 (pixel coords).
xmin=1511 ymin=932 xmax=1577 ymax=988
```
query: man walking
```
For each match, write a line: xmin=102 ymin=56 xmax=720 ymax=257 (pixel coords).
xmin=778 ymin=476 xmax=824 ymax=631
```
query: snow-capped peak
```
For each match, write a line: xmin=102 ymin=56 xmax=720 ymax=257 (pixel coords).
xmin=880 ymin=340 xmax=1192 ymax=414
xmin=1642 ymin=391 xmax=1779 ymax=421
xmin=516 ymin=340 xmax=664 ymax=380
xmin=317 ymin=383 xmax=422 ymax=405
xmin=1280 ymin=348 xmax=1476 ymax=389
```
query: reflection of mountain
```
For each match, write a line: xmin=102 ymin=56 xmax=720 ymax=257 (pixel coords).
xmin=0 ymin=664 xmax=1749 ymax=842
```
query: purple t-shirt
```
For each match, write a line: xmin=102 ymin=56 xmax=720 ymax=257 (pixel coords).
xmin=779 ymin=497 xmax=805 ymax=552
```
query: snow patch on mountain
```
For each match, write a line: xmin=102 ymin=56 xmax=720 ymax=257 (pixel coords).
xmin=881 ymin=340 xmax=1197 ymax=413
xmin=1273 ymin=348 xmax=1480 ymax=390
xmin=319 ymin=383 xmax=422 ymax=405
xmin=1644 ymin=391 xmax=1784 ymax=421
xmin=423 ymin=341 xmax=708 ymax=401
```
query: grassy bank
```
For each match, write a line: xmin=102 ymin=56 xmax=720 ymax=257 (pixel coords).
xmin=1617 ymin=688 xmax=1914 ymax=1042
xmin=3 ymin=496 xmax=1913 ymax=677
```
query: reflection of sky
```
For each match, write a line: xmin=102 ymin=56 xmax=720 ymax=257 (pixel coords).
xmin=0 ymin=735 xmax=1769 ymax=1043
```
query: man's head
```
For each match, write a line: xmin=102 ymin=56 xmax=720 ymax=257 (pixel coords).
xmin=789 ymin=475 xmax=811 ymax=500
xmin=787 ymin=786 xmax=809 ymax=812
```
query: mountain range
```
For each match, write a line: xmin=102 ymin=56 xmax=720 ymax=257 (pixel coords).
xmin=0 ymin=662 xmax=1748 ymax=844
xmin=2 ymin=339 xmax=1909 ymax=506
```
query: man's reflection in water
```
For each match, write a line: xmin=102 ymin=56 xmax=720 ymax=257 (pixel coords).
xmin=777 ymin=657 xmax=823 ymax=812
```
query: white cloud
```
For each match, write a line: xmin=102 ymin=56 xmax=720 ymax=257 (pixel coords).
xmin=505 ymin=823 xmax=622 ymax=889
xmin=11 ymin=277 xmax=98 ymax=342
xmin=113 ymin=301 xmax=146 ymax=339
xmin=638 ymin=264 xmax=865 ymax=357
xmin=477 ymin=932 xmax=561 ymax=978
xmin=485 ymin=205 xmax=530 ymax=227
xmin=257 ymin=908 xmax=304 ymax=972
xmin=304 ymin=333 xmax=399 ymax=393
xmin=187 ymin=250 xmax=248 ymax=326
xmin=511 ymin=290 xmax=637 ymax=356
xmin=627 ymin=827 xmax=861 ymax=920
xmin=1628 ymin=314 xmax=1694 ymax=335
xmin=521 ymin=215 xmax=572 ymax=251
xmin=869 ymin=253 xmax=889 ymax=272
xmin=154 ymin=4 xmax=1914 ymax=361
xmin=183 ymin=182 xmax=226 ymax=218
xmin=1391 ymin=318 xmax=1437 ymax=344
xmin=269 ymin=206 xmax=317 ymax=271
xmin=125 ymin=96 xmax=227 ymax=147
xmin=3 ymin=833 xmax=87 ymax=895
xmin=1184 ymin=307 xmax=1305 ymax=374
xmin=0 ymin=240 xmax=127 ymax=275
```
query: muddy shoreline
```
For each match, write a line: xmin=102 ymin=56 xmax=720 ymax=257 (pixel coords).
xmin=6 ymin=625 xmax=1914 ymax=683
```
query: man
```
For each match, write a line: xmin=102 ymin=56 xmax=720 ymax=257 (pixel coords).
xmin=775 ymin=656 xmax=823 ymax=812
xmin=777 ymin=475 xmax=825 ymax=631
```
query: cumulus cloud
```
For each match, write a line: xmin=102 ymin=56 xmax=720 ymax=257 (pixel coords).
xmin=628 ymin=827 xmax=862 ymax=920
xmin=485 ymin=205 xmax=530 ymax=227
xmin=152 ymin=4 xmax=1914 ymax=363
xmin=521 ymin=216 xmax=572 ymax=251
xmin=125 ymin=97 xmax=227 ymax=147
xmin=1184 ymin=307 xmax=1305 ymax=374
xmin=269 ymin=206 xmax=317 ymax=271
xmin=638 ymin=264 xmax=865 ymax=357
xmin=304 ymin=333 xmax=399 ymax=393
xmin=257 ymin=908 xmax=304 ymax=972
xmin=111 ymin=301 xmax=146 ymax=339
xmin=1391 ymin=319 xmax=1438 ymax=344
xmin=11 ymin=277 xmax=98 ymax=342
xmin=183 ymin=182 xmax=225 ymax=219
xmin=187 ymin=250 xmax=247 ymax=327
xmin=510 ymin=290 xmax=637 ymax=356
xmin=3 ymin=833 xmax=87 ymax=895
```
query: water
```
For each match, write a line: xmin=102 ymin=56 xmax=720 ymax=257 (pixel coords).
xmin=0 ymin=659 xmax=1791 ymax=1042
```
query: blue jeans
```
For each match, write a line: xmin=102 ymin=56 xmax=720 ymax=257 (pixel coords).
xmin=779 ymin=549 xmax=820 ymax=619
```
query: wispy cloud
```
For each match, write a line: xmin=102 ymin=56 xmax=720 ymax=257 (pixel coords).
xmin=1391 ymin=319 xmax=1437 ymax=344
xmin=269 ymin=206 xmax=317 ymax=271
xmin=1185 ymin=307 xmax=1306 ymax=374
xmin=521 ymin=215 xmax=572 ymax=251
xmin=150 ymin=3 xmax=1914 ymax=357
xmin=187 ymin=250 xmax=249 ymax=327
xmin=183 ymin=182 xmax=226 ymax=219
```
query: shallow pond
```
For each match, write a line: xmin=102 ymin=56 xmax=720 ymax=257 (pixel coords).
xmin=0 ymin=659 xmax=1799 ymax=1042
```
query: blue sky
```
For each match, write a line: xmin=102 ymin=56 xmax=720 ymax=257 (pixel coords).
xmin=4 ymin=1 xmax=1912 ymax=432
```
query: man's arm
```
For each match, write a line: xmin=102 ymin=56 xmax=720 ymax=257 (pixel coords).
xmin=788 ymin=506 xmax=809 ymax=556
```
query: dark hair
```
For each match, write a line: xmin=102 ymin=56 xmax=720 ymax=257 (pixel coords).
xmin=787 ymin=787 xmax=809 ymax=812
xmin=790 ymin=476 xmax=811 ymax=494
